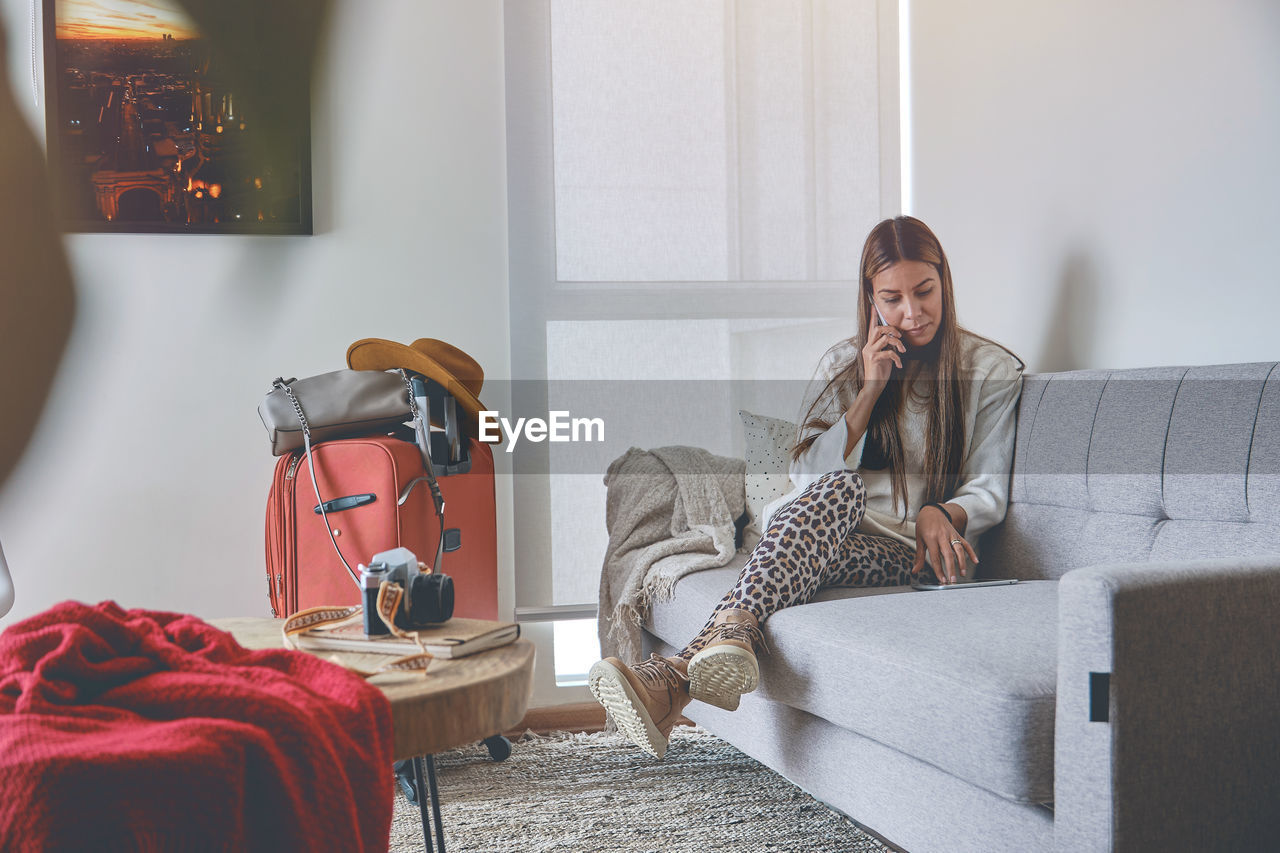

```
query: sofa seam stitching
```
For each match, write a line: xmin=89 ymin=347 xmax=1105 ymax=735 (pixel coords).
xmin=1083 ymin=373 xmax=1111 ymax=509
xmin=1158 ymin=368 xmax=1190 ymax=521
xmin=1020 ymin=374 xmax=1052 ymax=502
xmin=1243 ymin=362 xmax=1279 ymax=519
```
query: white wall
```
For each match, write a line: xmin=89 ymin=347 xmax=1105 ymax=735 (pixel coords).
xmin=0 ymin=0 xmax=514 ymax=625
xmin=909 ymin=0 xmax=1280 ymax=372
xmin=6 ymin=0 xmax=1279 ymax=627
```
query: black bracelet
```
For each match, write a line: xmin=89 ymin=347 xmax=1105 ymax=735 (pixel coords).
xmin=925 ymin=502 xmax=953 ymax=525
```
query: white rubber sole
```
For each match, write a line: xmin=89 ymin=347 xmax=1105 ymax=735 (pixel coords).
xmin=687 ymin=645 xmax=759 ymax=712
xmin=588 ymin=659 xmax=668 ymax=759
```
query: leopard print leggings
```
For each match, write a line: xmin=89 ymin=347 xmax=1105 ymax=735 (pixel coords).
xmin=678 ymin=469 xmax=916 ymax=660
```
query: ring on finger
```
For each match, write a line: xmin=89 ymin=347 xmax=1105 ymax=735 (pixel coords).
xmin=950 ymin=539 xmax=963 ymax=546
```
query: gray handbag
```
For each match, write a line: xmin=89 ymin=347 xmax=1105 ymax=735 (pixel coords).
xmin=258 ymin=369 xmax=412 ymax=456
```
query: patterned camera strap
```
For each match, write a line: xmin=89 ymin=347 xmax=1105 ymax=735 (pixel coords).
xmin=281 ymin=582 xmax=433 ymax=677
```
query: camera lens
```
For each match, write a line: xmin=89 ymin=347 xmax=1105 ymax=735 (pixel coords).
xmin=406 ymin=572 xmax=454 ymax=626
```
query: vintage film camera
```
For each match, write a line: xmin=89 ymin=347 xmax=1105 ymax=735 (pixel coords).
xmin=359 ymin=547 xmax=454 ymax=635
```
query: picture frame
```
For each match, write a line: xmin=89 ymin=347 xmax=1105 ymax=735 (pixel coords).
xmin=40 ymin=0 xmax=312 ymax=235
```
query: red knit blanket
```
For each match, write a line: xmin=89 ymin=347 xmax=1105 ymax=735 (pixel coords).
xmin=0 ymin=601 xmax=394 ymax=852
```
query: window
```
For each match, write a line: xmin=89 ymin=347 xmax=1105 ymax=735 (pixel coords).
xmin=504 ymin=0 xmax=900 ymax=683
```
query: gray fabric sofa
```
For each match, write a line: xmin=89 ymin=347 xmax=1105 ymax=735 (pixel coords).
xmin=642 ymin=362 xmax=1280 ymax=852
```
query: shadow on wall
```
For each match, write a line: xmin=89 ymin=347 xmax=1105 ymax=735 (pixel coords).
xmin=0 ymin=26 xmax=76 ymax=489
xmin=0 ymin=0 xmax=332 ymax=618
xmin=1036 ymin=250 xmax=1100 ymax=373
xmin=177 ymin=0 xmax=337 ymax=335
xmin=0 ymin=0 xmax=333 ymax=490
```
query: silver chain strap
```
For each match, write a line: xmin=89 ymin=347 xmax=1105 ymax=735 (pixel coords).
xmin=272 ymin=373 xmax=447 ymax=582
xmin=277 ymin=380 xmax=310 ymax=441
xmin=400 ymin=369 xmax=422 ymax=425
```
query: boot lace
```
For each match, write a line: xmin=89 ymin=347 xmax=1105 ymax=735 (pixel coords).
xmin=713 ymin=621 xmax=768 ymax=654
xmin=631 ymin=654 xmax=688 ymax=692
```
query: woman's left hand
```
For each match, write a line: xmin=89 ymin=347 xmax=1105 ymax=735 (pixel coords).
xmin=912 ymin=505 xmax=979 ymax=584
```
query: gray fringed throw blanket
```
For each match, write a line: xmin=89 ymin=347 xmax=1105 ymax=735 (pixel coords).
xmin=597 ymin=446 xmax=747 ymax=664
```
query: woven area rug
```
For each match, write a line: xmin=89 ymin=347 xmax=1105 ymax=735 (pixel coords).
xmin=389 ymin=725 xmax=892 ymax=852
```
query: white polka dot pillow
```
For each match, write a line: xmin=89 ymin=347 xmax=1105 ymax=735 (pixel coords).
xmin=740 ymin=410 xmax=799 ymax=537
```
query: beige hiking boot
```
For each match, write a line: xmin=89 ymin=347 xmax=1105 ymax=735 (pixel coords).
xmin=588 ymin=654 xmax=691 ymax=759
xmin=687 ymin=609 xmax=764 ymax=712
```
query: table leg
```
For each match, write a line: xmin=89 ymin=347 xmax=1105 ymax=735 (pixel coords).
xmin=411 ymin=756 xmax=435 ymax=853
xmin=412 ymin=755 xmax=447 ymax=853
xmin=424 ymin=755 xmax=446 ymax=853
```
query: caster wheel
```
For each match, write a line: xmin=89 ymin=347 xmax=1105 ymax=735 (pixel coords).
xmin=392 ymin=759 xmax=419 ymax=804
xmin=482 ymin=734 xmax=511 ymax=762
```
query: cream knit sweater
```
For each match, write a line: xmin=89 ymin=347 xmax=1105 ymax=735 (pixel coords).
xmin=762 ymin=330 xmax=1024 ymax=552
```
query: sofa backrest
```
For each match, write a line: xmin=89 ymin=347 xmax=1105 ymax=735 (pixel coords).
xmin=981 ymin=363 xmax=1280 ymax=581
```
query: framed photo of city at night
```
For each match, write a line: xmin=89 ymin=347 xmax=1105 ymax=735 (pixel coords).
xmin=41 ymin=0 xmax=312 ymax=234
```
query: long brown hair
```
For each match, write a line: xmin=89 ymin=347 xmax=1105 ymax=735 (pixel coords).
xmin=791 ymin=216 xmax=970 ymax=516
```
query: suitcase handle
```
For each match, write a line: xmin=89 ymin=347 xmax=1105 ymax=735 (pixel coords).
xmin=313 ymin=493 xmax=376 ymax=514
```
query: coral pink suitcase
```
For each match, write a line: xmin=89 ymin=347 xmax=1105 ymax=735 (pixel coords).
xmin=265 ymin=433 xmax=498 ymax=620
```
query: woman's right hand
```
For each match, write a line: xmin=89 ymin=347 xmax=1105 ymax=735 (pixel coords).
xmin=837 ymin=302 xmax=906 ymax=456
xmin=860 ymin=303 xmax=905 ymax=393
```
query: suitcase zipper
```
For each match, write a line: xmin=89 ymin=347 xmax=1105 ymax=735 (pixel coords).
xmin=268 ymin=457 xmax=290 ymax=617
xmin=275 ymin=454 xmax=300 ymax=616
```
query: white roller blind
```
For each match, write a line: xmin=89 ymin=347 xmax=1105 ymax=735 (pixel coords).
xmin=505 ymin=0 xmax=900 ymax=612
xmin=550 ymin=0 xmax=883 ymax=283
xmin=552 ymin=1 xmax=732 ymax=281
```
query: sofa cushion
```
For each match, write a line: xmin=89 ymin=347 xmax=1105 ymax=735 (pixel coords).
xmin=740 ymin=410 xmax=797 ymax=538
xmin=648 ymin=563 xmax=1058 ymax=803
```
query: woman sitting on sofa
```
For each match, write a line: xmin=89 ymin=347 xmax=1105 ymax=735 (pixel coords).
xmin=589 ymin=215 xmax=1025 ymax=759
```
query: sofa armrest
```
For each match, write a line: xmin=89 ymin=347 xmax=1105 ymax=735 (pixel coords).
xmin=1054 ymin=557 xmax=1280 ymax=852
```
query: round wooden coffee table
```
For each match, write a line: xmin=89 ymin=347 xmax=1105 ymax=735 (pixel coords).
xmin=212 ymin=617 xmax=535 ymax=852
